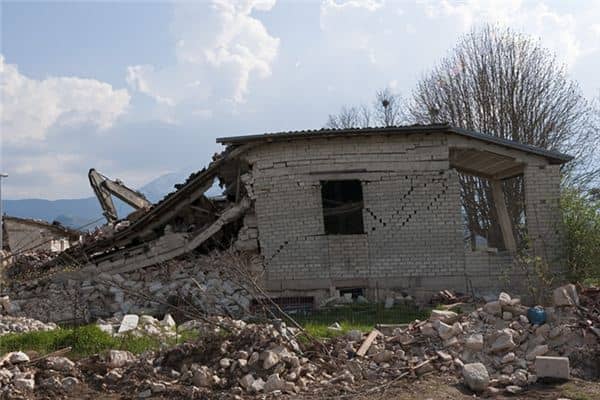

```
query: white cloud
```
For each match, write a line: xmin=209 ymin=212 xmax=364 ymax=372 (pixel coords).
xmin=420 ymin=0 xmax=600 ymax=68
xmin=127 ymin=0 xmax=279 ymax=110
xmin=0 ymin=55 xmax=130 ymax=145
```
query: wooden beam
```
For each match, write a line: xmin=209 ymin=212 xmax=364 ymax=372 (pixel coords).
xmin=490 ymin=180 xmax=517 ymax=252
xmin=493 ymin=164 xmax=525 ymax=180
xmin=357 ymin=329 xmax=382 ymax=357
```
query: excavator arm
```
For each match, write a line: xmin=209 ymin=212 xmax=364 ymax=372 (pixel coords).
xmin=88 ymin=169 xmax=152 ymax=223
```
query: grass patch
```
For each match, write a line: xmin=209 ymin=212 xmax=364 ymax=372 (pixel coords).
xmin=293 ymin=303 xmax=430 ymax=338
xmin=0 ymin=324 xmax=199 ymax=359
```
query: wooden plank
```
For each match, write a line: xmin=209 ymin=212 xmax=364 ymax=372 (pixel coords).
xmin=356 ymin=329 xmax=382 ymax=357
xmin=490 ymin=179 xmax=517 ymax=252
xmin=493 ymin=164 xmax=525 ymax=180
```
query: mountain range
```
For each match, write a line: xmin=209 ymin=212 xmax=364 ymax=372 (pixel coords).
xmin=2 ymin=171 xmax=193 ymax=229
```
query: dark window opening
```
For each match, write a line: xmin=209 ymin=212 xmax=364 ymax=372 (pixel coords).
xmin=339 ymin=287 xmax=364 ymax=299
xmin=321 ymin=180 xmax=364 ymax=234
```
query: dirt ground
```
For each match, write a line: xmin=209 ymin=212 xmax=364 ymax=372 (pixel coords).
xmin=348 ymin=375 xmax=600 ymax=400
xmin=24 ymin=374 xmax=600 ymax=400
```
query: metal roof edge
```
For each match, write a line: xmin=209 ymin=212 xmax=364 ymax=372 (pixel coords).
xmin=216 ymin=124 xmax=573 ymax=164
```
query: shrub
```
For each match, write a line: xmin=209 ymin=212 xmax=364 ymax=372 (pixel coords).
xmin=561 ymin=188 xmax=600 ymax=282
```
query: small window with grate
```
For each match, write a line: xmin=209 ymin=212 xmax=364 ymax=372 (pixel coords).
xmin=321 ymin=180 xmax=364 ymax=234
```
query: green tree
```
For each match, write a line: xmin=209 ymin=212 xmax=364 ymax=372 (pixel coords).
xmin=561 ymin=188 xmax=600 ymax=282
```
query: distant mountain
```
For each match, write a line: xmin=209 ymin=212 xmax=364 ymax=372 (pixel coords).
xmin=138 ymin=171 xmax=187 ymax=203
xmin=2 ymin=171 xmax=191 ymax=230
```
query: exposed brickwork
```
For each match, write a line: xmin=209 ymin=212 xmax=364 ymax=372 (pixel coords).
xmin=524 ymin=164 xmax=565 ymax=271
xmin=242 ymin=134 xmax=566 ymax=300
xmin=245 ymin=135 xmax=467 ymax=297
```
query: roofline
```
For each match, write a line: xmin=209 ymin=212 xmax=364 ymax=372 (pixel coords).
xmin=216 ymin=124 xmax=573 ymax=164
xmin=3 ymin=215 xmax=81 ymax=237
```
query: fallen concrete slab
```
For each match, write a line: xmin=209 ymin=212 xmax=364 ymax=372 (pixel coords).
xmin=535 ymin=356 xmax=570 ymax=380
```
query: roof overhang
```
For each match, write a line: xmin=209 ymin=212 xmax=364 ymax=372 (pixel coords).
xmin=216 ymin=124 xmax=573 ymax=165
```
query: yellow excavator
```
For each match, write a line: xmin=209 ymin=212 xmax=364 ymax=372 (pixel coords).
xmin=88 ymin=169 xmax=152 ymax=224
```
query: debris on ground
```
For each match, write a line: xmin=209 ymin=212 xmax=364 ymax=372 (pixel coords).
xmin=5 ymin=251 xmax=255 ymax=323
xmin=0 ymin=296 xmax=57 ymax=336
xmin=1 ymin=285 xmax=599 ymax=398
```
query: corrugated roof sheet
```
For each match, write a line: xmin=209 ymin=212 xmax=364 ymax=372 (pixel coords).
xmin=216 ymin=123 xmax=573 ymax=164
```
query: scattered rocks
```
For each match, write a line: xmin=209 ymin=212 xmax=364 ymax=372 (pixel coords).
xmin=429 ymin=309 xmax=458 ymax=323
xmin=483 ymin=300 xmax=502 ymax=316
xmin=106 ymin=350 xmax=135 ymax=368
xmin=13 ymin=377 xmax=35 ymax=391
xmin=46 ymin=356 xmax=75 ymax=372
xmin=553 ymin=284 xmax=579 ymax=307
xmin=8 ymin=351 xmax=30 ymax=364
xmin=463 ymin=362 xmax=489 ymax=392
xmin=0 ymin=286 xmax=597 ymax=398
xmin=491 ymin=329 xmax=517 ymax=353
xmin=526 ymin=345 xmax=549 ymax=361
xmin=6 ymin=252 xmax=254 ymax=323
xmin=465 ymin=333 xmax=484 ymax=351
xmin=0 ymin=314 xmax=57 ymax=336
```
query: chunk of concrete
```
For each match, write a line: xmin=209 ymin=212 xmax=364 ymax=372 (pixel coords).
xmin=264 ymin=373 xmax=286 ymax=393
xmin=13 ymin=378 xmax=35 ymax=391
xmin=47 ymin=356 xmax=75 ymax=372
xmin=463 ymin=362 xmax=489 ymax=392
xmin=8 ymin=351 xmax=30 ymax=364
xmin=553 ymin=284 xmax=579 ymax=307
xmin=465 ymin=334 xmax=484 ymax=351
xmin=346 ymin=330 xmax=363 ymax=342
xmin=429 ymin=309 xmax=458 ymax=323
xmin=106 ymin=350 xmax=135 ymax=368
xmin=483 ymin=301 xmax=502 ymax=316
xmin=161 ymin=314 xmax=176 ymax=328
xmin=535 ymin=356 xmax=570 ymax=380
xmin=118 ymin=314 xmax=139 ymax=333
xmin=526 ymin=345 xmax=549 ymax=361
xmin=261 ymin=350 xmax=280 ymax=369
xmin=498 ymin=292 xmax=512 ymax=306
xmin=491 ymin=329 xmax=517 ymax=353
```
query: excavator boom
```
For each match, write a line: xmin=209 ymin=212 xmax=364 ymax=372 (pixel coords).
xmin=88 ymin=169 xmax=152 ymax=223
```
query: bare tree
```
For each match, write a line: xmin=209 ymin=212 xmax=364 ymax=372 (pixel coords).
xmin=408 ymin=25 xmax=599 ymax=248
xmin=325 ymin=105 xmax=371 ymax=129
xmin=325 ymin=89 xmax=406 ymax=129
xmin=374 ymin=88 xmax=405 ymax=127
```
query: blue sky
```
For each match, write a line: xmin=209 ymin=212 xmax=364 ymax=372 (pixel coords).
xmin=1 ymin=0 xmax=599 ymax=199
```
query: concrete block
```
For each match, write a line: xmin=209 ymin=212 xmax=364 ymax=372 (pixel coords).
xmin=535 ymin=356 xmax=569 ymax=380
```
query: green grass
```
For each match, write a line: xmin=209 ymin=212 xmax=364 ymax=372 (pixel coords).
xmin=0 ymin=324 xmax=199 ymax=359
xmin=294 ymin=303 xmax=430 ymax=338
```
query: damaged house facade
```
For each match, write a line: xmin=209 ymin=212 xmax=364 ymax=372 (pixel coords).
xmin=20 ymin=124 xmax=571 ymax=314
xmin=2 ymin=216 xmax=80 ymax=254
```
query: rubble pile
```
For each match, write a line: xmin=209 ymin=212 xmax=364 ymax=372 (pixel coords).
xmin=0 ymin=285 xmax=598 ymax=398
xmin=316 ymin=284 xmax=599 ymax=395
xmin=0 ymin=296 xmax=58 ymax=336
xmin=96 ymin=313 xmax=178 ymax=340
xmin=4 ymin=251 xmax=54 ymax=280
xmin=0 ymin=315 xmax=57 ymax=337
xmin=0 ymin=317 xmax=322 ymax=398
xmin=6 ymin=252 xmax=255 ymax=323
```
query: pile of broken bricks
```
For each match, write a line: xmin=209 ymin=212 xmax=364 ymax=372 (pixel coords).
xmin=0 ymin=284 xmax=598 ymax=398
xmin=5 ymin=251 xmax=254 ymax=324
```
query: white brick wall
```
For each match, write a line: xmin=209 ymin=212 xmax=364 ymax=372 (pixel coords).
xmin=243 ymin=134 xmax=565 ymax=298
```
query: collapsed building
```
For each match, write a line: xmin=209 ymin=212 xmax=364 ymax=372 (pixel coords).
xmin=2 ymin=216 xmax=80 ymax=254
xmin=4 ymin=124 xmax=573 ymax=320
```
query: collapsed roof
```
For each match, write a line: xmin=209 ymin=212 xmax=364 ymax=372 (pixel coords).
xmin=28 ymin=124 xmax=571 ymax=280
